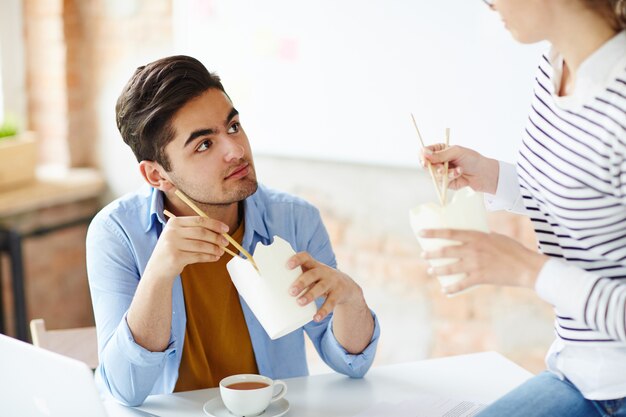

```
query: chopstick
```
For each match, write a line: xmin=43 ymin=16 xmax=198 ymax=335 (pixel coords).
xmin=411 ymin=113 xmax=444 ymax=206
xmin=171 ymin=190 xmax=259 ymax=271
xmin=163 ymin=209 xmax=240 ymax=259
xmin=442 ymin=128 xmax=450 ymax=205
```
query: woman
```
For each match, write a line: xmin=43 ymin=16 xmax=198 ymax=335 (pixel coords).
xmin=421 ymin=0 xmax=626 ymax=416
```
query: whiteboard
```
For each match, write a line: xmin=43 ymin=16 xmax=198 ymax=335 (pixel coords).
xmin=172 ymin=0 xmax=546 ymax=166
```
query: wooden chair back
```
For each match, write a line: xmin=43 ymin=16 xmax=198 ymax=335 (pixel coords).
xmin=29 ymin=318 xmax=98 ymax=369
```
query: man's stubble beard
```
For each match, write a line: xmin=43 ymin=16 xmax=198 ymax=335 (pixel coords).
xmin=171 ymin=172 xmax=258 ymax=207
xmin=218 ymin=176 xmax=258 ymax=206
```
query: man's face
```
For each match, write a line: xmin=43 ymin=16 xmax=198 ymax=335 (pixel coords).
xmin=162 ymin=88 xmax=258 ymax=206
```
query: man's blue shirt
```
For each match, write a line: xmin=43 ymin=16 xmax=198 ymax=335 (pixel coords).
xmin=86 ymin=184 xmax=380 ymax=406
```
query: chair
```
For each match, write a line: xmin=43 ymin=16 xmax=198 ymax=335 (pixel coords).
xmin=29 ymin=318 xmax=99 ymax=369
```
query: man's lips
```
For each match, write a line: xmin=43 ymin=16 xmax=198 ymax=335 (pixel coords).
xmin=224 ymin=163 xmax=250 ymax=180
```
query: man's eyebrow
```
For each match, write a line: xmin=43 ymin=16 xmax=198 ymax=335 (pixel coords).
xmin=184 ymin=128 xmax=216 ymax=147
xmin=183 ymin=107 xmax=240 ymax=148
xmin=226 ymin=107 xmax=239 ymax=124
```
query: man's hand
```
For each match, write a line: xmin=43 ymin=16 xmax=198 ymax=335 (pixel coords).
xmin=286 ymin=252 xmax=364 ymax=322
xmin=144 ymin=215 xmax=230 ymax=283
xmin=286 ymin=252 xmax=374 ymax=354
xmin=420 ymin=229 xmax=549 ymax=294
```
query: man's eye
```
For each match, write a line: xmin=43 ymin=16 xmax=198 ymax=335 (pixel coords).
xmin=228 ymin=122 xmax=240 ymax=134
xmin=197 ymin=139 xmax=212 ymax=152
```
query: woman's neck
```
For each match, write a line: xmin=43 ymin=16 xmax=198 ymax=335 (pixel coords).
xmin=549 ymin=6 xmax=617 ymax=96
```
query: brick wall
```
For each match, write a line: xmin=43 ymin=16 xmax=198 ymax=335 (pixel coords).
xmin=24 ymin=0 xmax=69 ymax=166
xmin=23 ymin=0 xmax=172 ymax=168
xmin=8 ymin=0 xmax=173 ymax=337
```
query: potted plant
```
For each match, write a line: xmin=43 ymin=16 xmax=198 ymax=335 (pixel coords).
xmin=0 ymin=115 xmax=37 ymax=190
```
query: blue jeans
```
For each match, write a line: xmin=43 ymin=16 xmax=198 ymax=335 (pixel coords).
xmin=477 ymin=371 xmax=626 ymax=417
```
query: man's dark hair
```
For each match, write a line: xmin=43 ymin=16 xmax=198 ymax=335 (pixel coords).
xmin=115 ymin=55 xmax=226 ymax=170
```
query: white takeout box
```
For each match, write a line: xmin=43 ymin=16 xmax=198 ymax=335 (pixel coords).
xmin=409 ymin=187 xmax=489 ymax=288
xmin=226 ymin=236 xmax=316 ymax=339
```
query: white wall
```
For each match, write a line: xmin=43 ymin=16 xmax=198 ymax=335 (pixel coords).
xmin=102 ymin=0 xmax=546 ymax=196
xmin=172 ymin=0 xmax=545 ymax=168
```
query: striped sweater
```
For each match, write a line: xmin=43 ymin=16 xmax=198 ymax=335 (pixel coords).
xmin=483 ymin=31 xmax=626 ymax=399
xmin=518 ymin=47 xmax=626 ymax=346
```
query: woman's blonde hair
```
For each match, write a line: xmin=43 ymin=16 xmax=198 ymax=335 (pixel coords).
xmin=591 ymin=0 xmax=626 ymax=30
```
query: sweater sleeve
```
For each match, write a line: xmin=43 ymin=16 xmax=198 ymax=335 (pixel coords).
xmin=535 ymin=258 xmax=626 ymax=343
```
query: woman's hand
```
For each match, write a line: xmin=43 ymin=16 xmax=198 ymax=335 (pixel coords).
xmin=421 ymin=144 xmax=500 ymax=194
xmin=420 ymin=229 xmax=549 ymax=294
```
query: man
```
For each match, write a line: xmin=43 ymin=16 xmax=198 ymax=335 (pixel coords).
xmin=86 ymin=55 xmax=379 ymax=406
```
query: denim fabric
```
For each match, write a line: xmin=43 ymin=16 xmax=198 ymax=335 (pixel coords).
xmin=478 ymin=371 xmax=626 ymax=417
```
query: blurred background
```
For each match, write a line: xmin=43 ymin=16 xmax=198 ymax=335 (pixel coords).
xmin=0 ymin=0 xmax=554 ymax=374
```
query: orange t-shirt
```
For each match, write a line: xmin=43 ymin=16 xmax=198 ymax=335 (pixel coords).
xmin=174 ymin=220 xmax=258 ymax=392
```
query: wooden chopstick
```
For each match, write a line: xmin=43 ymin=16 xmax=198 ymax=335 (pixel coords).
xmin=442 ymin=128 xmax=451 ymax=205
xmin=173 ymin=190 xmax=259 ymax=271
xmin=163 ymin=209 xmax=240 ymax=259
xmin=411 ymin=113 xmax=444 ymax=206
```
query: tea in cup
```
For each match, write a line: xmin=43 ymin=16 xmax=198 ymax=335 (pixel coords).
xmin=409 ymin=187 xmax=489 ymax=288
xmin=219 ymin=374 xmax=287 ymax=416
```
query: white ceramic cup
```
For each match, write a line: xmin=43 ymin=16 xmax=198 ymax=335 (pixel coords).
xmin=409 ymin=187 xmax=489 ymax=289
xmin=219 ymin=374 xmax=287 ymax=416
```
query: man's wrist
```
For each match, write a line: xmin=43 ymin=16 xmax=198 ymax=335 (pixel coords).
xmin=343 ymin=281 xmax=367 ymax=309
xmin=143 ymin=261 xmax=179 ymax=286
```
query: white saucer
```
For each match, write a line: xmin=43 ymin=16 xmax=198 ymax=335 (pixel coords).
xmin=202 ymin=397 xmax=290 ymax=417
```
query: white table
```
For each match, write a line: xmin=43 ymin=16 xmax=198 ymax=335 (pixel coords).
xmin=105 ymin=351 xmax=533 ymax=417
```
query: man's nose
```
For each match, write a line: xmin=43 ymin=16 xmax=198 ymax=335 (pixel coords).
xmin=222 ymin=136 xmax=245 ymax=161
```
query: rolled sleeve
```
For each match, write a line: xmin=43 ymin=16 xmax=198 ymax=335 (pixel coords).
xmin=115 ymin=314 xmax=176 ymax=367
xmin=87 ymin=212 xmax=175 ymax=406
xmin=96 ymin=343 xmax=172 ymax=407
xmin=97 ymin=313 xmax=176 ymax=406
xmin=319 ymin=311 xmax=381 ymax=378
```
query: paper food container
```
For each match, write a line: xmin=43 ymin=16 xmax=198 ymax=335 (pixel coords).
xmin=409 ymin=187 xmax=489 ymax=288
xmin=227 ymin=236 xmax=316 ymax=339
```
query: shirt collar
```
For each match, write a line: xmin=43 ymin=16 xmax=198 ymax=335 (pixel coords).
xmin=550 ymin=30 xmax=626 ymax=108
xmin=146 ymin=187 xmax=167 ymax=233
xmin=243 ymin=187 xmax=270 ymax=241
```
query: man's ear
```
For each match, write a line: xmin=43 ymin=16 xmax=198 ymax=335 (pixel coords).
xmin=139 ymin=160 xmax=175 ymax=191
